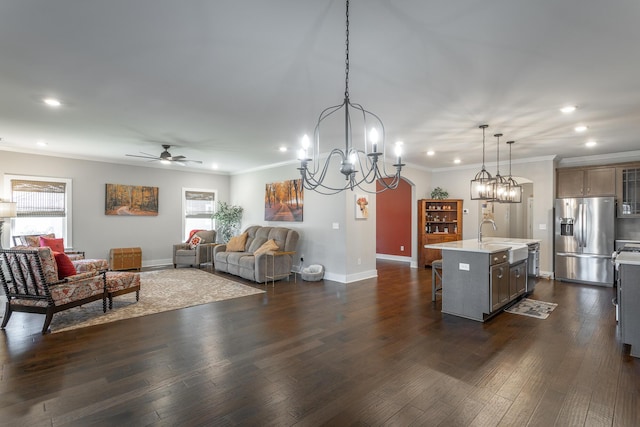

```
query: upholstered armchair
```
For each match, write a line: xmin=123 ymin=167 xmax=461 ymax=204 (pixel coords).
xmin=173 ymin=229 xmax=217 ymax=268
xmin=0 ymin=247 xmax=107 ymax=334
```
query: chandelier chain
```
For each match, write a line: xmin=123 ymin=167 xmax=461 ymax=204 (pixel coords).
xmin=344 ymin=0 xmax=350 ymax=99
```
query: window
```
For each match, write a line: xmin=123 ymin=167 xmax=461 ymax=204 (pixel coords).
xmin=182 ymin=188 xmax=216 ymax=241
xmin=4 ymin=175 xmax=73 ymax=246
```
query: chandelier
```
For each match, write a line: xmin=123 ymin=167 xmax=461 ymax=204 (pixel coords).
xmin=470 ymin=124 xmax=495 ymax=200
xmin=297 ymin=0 xmax=404 ymax=195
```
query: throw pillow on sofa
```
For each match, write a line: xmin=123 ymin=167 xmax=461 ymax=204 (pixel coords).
xmin=40 ymin=236 xmax=65 ymax=252
xmin=53 ymin=251 xmax=77 ymax=279
xmin=188 ymin=235 xmax=202 ymax=249
xmin=253 ymin=239 xmax=279 ymax=256
xmin=226 ymin=232 xmax=247 ymax=252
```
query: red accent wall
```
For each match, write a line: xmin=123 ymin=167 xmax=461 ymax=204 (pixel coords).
xmin=376 ymin=178 xmax=411 ymax=256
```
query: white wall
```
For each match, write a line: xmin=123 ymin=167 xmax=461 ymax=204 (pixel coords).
xmin=0 ymin=151 xmax=230 ymax=265
xmin=231 ymin=162 xmax=431 ymax=282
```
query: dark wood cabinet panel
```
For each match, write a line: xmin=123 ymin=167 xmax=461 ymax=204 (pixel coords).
xmin=418 ymin=199 xmax=463 ymax=267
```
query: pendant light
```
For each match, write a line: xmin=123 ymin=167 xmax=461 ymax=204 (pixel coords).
xmin=470 ymin=124 xmax=495 ymax=200
xmin=502 ymin=140 xmax=522 ymax=203
xmin=493 ymin=133 xmax=510 ymax=202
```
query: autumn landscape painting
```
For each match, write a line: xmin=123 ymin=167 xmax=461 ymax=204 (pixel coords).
xmin=105 ymin=183 xmax=159 ymax=216
xmin=264 ymin=179 xmax=303 ymax=222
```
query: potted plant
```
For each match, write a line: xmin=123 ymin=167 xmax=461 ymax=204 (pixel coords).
xmin=431 ymin=187 xmax=449 ymax=200
xmin=212 ymin=201 xmax=244 ymax=243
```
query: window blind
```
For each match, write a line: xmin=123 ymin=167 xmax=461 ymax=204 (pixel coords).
xmin=185 ymin=191 xmax=214 ymax=218
xmin=11 ymin=179 xmax=67 ymax=217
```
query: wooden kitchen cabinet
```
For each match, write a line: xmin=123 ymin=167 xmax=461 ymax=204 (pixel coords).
xmin=418 ymin=199 xmax=463 ymax=267
xmin=556 ymin=166 xmax=615 ymax=198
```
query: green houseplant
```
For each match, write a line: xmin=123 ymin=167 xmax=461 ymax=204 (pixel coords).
xmin=430 ymin=187 xmax=449 ymax=200
xmin=212 ymin=201 xmax=244 ymax=243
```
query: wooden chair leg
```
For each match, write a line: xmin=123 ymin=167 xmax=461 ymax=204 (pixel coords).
xmin=42 ymin=309 xmax=55 ymax=335
xmin=1 ymin=302 xmax=12 ymax=328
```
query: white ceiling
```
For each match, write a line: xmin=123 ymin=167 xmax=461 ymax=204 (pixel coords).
xmin=1 ymin=0 xmax=639 ymax=174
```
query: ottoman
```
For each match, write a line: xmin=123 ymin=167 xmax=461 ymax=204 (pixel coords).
xmin=73 ymin=258 xmax=109 ymax=274
xmin=105 ymin=271 xmax=141 ymax=309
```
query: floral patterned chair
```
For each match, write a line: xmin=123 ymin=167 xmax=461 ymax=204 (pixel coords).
xmin=0 ymin=247 xmax=107 ymax=334
xmin=12 ymin=234 xmax=108 ymax=273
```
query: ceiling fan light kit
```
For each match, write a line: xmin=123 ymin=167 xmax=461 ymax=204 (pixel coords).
xmin=126 ymin=144 xmax=202 ymax=165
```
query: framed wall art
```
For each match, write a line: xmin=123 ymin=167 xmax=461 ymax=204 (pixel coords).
xmin=355 ymin=194 xmax=369 ymax=219
xmin=105 ymin=183 xmax=159 ymax=216
xmin=264 ymin=179 xmax=303 ymax=222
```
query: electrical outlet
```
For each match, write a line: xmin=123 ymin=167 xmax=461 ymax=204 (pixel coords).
xmin=400 ymin=245 xmax=404 ymax=251
xmin=459 ymin=263 xmax=470 ymax=271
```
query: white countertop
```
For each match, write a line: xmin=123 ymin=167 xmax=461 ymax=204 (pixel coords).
xmin=424 ymin=238 xmax=540 ymax=254
xmin=615 ymin=252 xmax=640 ymax=266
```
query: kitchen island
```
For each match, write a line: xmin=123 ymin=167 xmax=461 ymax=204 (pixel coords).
xmin=614 ymin=251 xmax=640 ymax=358
xmin=425 ymin=238 xmax=540 ymax=322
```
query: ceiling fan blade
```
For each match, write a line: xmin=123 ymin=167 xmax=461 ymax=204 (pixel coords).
xmin=171 ymin=155 xmax=186 ymax=161
xmin=126 ymin=154 xmax=160 ymax=160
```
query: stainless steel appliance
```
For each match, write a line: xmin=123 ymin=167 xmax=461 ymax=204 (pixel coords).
xmin=526 ymin=242 xmax=540 ymax=293
xmin=555 ymin=196 xmax=615 ymax=286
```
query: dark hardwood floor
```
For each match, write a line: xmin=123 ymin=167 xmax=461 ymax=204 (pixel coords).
xmin=1 ymin=261 xmax=638 ymax=426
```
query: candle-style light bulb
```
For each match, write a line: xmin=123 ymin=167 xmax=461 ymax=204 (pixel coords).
xmin=369 ymin=128 xmax=379 ymax=153
xmin=394 ymin=142 xmax=403 ymax=163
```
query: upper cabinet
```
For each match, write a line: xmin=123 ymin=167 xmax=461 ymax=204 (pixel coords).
xmin=617 ymin=166 xmax=640 ymax=217
xmin=557 ymin=166 xmax=616 ymax=198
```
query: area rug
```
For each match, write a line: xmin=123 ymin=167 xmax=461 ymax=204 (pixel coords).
xmin=504 ymin=298 xmax=558 ymax=319
xmin=44 ymin=268 xmax=265 ymax=333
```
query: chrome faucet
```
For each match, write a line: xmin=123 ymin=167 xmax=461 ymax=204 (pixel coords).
xmin=478 ymin=219 xmax=497 ymax=243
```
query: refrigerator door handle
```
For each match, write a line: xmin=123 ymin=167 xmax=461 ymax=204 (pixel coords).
xmin=576 ymin=202 xmax=583 ymax=248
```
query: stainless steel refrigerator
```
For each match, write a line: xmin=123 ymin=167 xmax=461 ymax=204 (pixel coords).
xmin=554 ymin=196 xmax=615 ymax=286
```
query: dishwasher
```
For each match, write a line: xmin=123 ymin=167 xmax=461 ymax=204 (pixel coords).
xmin=527 ymin=242 xmax=540 ymax=293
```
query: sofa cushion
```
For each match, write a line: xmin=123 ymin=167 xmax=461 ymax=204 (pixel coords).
xmin=53 ymin=251 xmax=77 ymax=279
xmin=39 ymin=236 xmax=64 ymax=252
xmin=254 ymin=239 xmax=279 ymax=256
xmin=226 ymin=232 xmax=247 ymax=252
xmin=247 ymin=236 xmax=267 ymax=253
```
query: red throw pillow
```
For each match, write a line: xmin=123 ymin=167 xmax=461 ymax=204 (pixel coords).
xmin=53 ymin=251 xmax=77 ymax=279
xmin=40 ymin=236 xmax=65 ymax=253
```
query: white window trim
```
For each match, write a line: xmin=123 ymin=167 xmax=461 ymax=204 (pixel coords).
xmin=181 ymin=187 xmax=217 ymax=240
xmin=3 ymin=174 xmax=73 ymax=247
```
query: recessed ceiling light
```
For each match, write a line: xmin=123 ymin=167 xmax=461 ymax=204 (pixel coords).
xmin=426 ymin=150 xmax=435 ymax=156
xmin=560 ymin=105 xmax=577 ymax=114
xmin=574 ymin=125 xmax=588 ymax=132
xmin=585 ymin=141 xmax=597 ymax=147
xmin=279 ymin=146 xmax=287 ymax=152
xmin=454 ymin=159 xmax=461 ymax=164
xmin=36 ymin=140 xmax=48 ymax=147
xmin=212 ymin=164 xmax=219 ymax=170
xmin=43 ymin=98 xmax=62 ymax=107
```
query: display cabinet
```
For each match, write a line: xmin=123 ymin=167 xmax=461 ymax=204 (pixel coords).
xmin=418 ymin=199 xmax=463 ymax=267
xmin=617 ymin=166 xmax=640 ymax=217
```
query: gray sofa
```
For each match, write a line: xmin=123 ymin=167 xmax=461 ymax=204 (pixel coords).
xmin=213 ymin=225 xmax=299 ymax=283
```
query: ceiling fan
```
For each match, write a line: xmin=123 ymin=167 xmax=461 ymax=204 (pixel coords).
xmin=126 ymin=144 xmax=202 ymax=164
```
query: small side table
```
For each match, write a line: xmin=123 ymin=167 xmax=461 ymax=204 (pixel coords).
xmin=264 ymin=251 xmax=296 ymax=286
